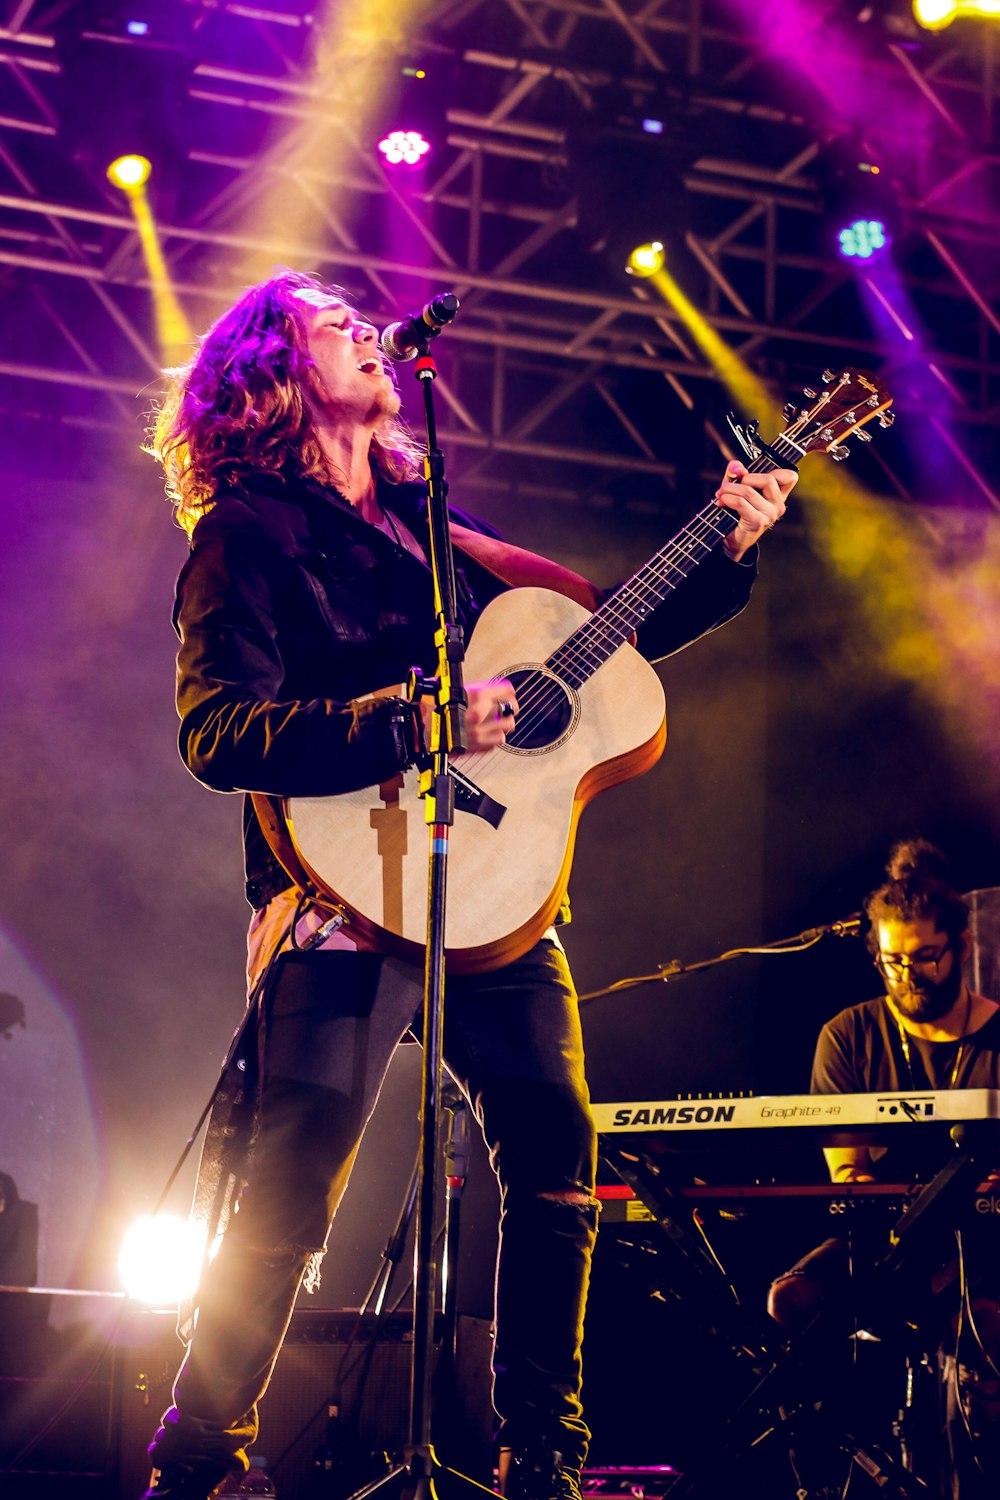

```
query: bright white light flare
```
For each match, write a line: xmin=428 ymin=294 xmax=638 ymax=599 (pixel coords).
xmin=118 ymin=1214 xmax=206 ymax=1304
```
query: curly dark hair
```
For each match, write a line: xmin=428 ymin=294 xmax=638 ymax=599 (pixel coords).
xmin=864 ymin=839 xmax=969 ymax=955
xmin=148 ymin=268 xmax=424 ymax=536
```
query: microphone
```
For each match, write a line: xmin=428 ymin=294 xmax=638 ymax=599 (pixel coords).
xmin=799 ymin=912 xmax=863 ymax=942
xmin=379 ymin=292 xmax=460 ymax=362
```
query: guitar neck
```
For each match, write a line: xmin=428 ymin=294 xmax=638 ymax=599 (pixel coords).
xmin=547 ymin=454 xmax=778 ymax=689
xmin=542 ymin=367 xmax=893 ymax=690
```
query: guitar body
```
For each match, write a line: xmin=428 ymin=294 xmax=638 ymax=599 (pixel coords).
xmin=279 ymin=586 xmax=667 ymax=973
xmin=260 ymin=370 xmax=893 ymax=972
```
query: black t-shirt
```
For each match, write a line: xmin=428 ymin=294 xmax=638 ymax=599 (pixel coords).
xmin=811 ymin=996 xmax=1000 ymax=1181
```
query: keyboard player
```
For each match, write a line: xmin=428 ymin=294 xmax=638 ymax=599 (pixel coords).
xmin=769 ymin=839 xmax=1000 ymax=1497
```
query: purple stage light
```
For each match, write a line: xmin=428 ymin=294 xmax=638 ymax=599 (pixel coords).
xmin=378 ymin=129 xmax=431 ymax=167
xmin=838 ymin=218 xmax=890 ymax=260
xmin=126 ymin=18 xmax=150 ymax=34
xmin=641 ymin=117 xmax=665 ymax=134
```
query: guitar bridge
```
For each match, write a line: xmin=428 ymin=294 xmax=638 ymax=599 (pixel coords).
xmin=450 ymin=767 xmax=506 ymax=829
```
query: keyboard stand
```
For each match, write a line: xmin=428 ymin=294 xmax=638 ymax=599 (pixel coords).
xmin=600 ymin=1126 xmax=999 ymax=1497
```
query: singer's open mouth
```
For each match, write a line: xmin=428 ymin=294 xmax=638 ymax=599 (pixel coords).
xmin=357 ymin=357 xmax=382 ymax=375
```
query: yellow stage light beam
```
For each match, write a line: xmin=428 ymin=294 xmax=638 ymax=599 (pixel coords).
xmin=233 ymin=0 xmax=437 ymax=285
xmin=645 ymin=266 xmax=780 ymax=436
xmin=107 ymin=158 xmax=192 ymax=363
xmin=643 ymin=250 xmax=1000 ymax=790
xmin=796 ymin=460 xmax=1000 ymax=811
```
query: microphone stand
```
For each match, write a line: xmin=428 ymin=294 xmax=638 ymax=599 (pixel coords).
xmin=347 ymin=320 xmax=494 ymax=1500
xmin=576 ymin=914 xmax=863 ymax=1004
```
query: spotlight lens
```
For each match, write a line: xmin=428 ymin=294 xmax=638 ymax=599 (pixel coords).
xmin=626 ymin=241 xmax=665 ymax=277
xmin=912 ymin=0 xmax=958 ymax=27
xmin=107 ymin=154 xmax=152 ymax=190
xmin=378 ymin=130 xmax=431 ymax=167
xmin=119 ymin=1214 xmax=206 ymax=1305
xmin=837 ymin=219 xmax=889 ymax=259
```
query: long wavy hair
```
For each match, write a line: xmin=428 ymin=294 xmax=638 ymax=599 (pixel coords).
xmin=149 ymin=269 xmax=424 ymax=537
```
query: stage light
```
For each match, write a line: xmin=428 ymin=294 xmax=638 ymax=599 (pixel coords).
xmin=378 ymin=129 xmax=431 ymax=166
xmin=820 ymin=148 xmax=896 ymax=263
xmin=641 ymin=118 xmax=665 ymax=135
xmin=107 ymin=153 xmax=152 ymax=191
xmin=913 ymin=0 xmax=1000 ymax=24
xmin=912 ymin=0 xmax=959 ymax=26
xmin=119 ymin=1213 xmax=206 ymax=1305
xmin=838 ymin=218 xmax=891 ymax=260
xmin=126 ymin=19 xmax=150 ymax=35
xmin=626 ymin=241 xmax=666 ymax=277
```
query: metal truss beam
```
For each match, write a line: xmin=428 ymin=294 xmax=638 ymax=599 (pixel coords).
xmin=0 ymin=0 xmax=996 ymax=511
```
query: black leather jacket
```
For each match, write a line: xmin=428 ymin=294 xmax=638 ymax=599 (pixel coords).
xmin=173 ymin=474 xmax=758 ymax=907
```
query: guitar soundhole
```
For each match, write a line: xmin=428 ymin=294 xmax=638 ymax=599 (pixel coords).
xmin=503 ymin=666 xmax=579 ymax=755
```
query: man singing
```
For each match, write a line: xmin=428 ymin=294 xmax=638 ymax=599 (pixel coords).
xmin=142 ymin=269 xmax=793 ymax=1500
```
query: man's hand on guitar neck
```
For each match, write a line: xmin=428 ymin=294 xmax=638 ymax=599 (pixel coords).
xmin=716 ymin=461 xmax=797 ymax=562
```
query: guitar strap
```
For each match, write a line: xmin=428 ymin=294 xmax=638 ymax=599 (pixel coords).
xmin=448 ymin=520 xmax=600 ymax=612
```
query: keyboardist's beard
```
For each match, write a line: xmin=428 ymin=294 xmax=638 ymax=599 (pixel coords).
xmin=885 ymin=959 xmax=962 ymax=1024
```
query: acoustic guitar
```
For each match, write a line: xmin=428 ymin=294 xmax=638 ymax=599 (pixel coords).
xmin=257 ymin=368 xmax=893 ymax=973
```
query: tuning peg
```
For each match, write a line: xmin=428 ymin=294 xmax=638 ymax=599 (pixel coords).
xmin=855 ymin=428 xmax=873 ymax=442
xmin=878 ymin=410 xmax=895 ymax=428
xmin=821 ymin=369 xmax=836 ymax=383
xmin=782 ymin=401 xmax=797 ymax=421
xmin=802 ymin=386 xmax=817 ymax=399
xmin=829 ymin=444 xmax=851 ymax=461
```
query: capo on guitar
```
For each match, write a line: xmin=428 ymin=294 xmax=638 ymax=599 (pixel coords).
xmin=725 ymin=412 xmax=799 ymax=474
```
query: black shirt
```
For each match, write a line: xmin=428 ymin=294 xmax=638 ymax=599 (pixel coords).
xmin=811 ymin=996 xmax=1000 ymax=1181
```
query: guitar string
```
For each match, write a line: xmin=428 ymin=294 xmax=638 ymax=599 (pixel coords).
xmin=457 ymin=434 xmax=805 ymax=776
xmin=454 ymin=448 xmax=790 ymax=780
xmin=484 ymin=489 xmax=756 ymax=731
xmin=458 ymin=388 xmax=880 ymax=780
xmin=465 ymin=390 xmax=876 ymax=772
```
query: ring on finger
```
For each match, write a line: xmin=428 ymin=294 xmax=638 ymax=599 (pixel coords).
xmin=498 ymin=700 xmax=515 ymax=718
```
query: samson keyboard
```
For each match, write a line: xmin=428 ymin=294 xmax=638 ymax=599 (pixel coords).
xmin=591 ymin=1088 xmax=1000 ymax=1140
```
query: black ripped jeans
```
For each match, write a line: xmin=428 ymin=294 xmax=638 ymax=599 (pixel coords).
xmin=149 ymin=937 xmax=598 ymax=1483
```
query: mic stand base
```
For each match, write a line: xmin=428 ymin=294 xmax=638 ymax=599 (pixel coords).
xmin=348 ymin=1447 xmax=498 ymax=1500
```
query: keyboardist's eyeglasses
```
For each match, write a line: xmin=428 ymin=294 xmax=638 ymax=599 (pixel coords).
xmin=875 ymin=941 xmax=951 ymax=981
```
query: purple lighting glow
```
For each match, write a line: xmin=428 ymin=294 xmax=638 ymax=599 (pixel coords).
xmin=378 ymin=130 xmax=431 ymax=167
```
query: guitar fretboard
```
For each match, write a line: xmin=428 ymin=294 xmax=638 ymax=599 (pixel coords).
xmin=545 ymin=439 xmax=797 ymax=689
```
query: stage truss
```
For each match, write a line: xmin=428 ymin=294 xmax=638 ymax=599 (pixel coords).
xmin=0 ymin=0 xmax=997 ymax=511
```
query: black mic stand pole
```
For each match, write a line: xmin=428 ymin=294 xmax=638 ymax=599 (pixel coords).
xmin=441 ymin=1081 xmax=470 ymax=1373
xmin=347 ymin=317 xmax=494 ymax=1500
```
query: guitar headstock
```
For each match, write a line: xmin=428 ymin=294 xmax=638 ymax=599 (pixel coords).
xmin=727 ymin=367 xmax=894 ymax=469
xmin=783 ymin=367 xmax=894 ymax=462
